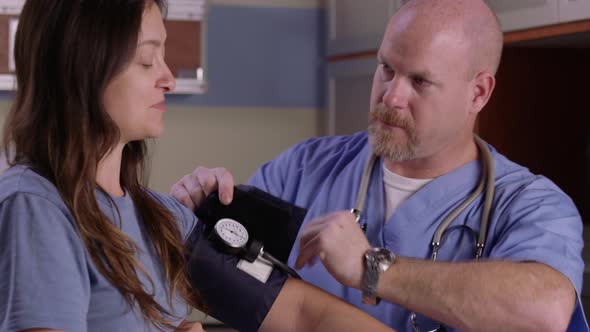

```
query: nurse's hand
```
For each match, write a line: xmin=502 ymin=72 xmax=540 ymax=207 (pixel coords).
xmin=170 ymin=166 xmax=235 ymax=211
xmin=295 ymin=210 xmax=371 ymax=290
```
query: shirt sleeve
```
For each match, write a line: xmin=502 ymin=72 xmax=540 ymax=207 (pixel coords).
xmin=489 ymin=181 xmax=588 ymax=330
xmin=149 ymin=191 xmax=198 ymax=243
xmin=248 ymin=152 xmax=290 ymax=197
xmin=0 ymin=193 xmax=90 ymax=332
xmin=489 ymin=180 xmax=584 ymax=293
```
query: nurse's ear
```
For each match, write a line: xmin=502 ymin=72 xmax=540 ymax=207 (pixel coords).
xmin=469 ymin=70 xmax=496 ymax=115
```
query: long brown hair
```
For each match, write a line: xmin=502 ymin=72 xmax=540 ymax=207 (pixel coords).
xmin=3 ymin=0 xmax=203 ymax=329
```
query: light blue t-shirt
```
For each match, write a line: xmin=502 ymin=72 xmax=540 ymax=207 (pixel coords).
xmin=248 ymin=131 xmax=587 ymax=331
xmin=0 ymin=165 xmax=197 ymax=332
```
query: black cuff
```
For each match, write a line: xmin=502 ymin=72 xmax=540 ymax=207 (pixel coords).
xmin=187 ymin=222 xmax=288 ymax=332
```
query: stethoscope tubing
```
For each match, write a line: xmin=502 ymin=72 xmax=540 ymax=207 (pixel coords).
xmin=353 ymin=134 xmax=495 ymax=261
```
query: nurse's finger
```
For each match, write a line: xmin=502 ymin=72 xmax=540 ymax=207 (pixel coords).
xmin=192 ymin=166 xmax=217 ymax=198
xmin=299 ymin=210 xmax=356 ymax=243
xmin=170 ymin=184 xmax=196 ymax=211
xmin=170 ymin=174 xmax=201 ymax=211
xmin=193 ymin=166 xmax=234 ymax=204
xmin=295 ymin=232 xmax=324 ymax=269
xmin=186 ymin=172 xmax=208 ymax=203
xmin=298 ymin=215 xmax=349 ymax=261
xmin=211 ymin=167 xmax=234 ymax=205
xmin=297 ymin=214 xmax=335 ymax=246
xmin=302 ymin=210 xmax=347 ymax=231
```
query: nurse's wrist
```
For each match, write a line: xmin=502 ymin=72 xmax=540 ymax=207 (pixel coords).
xmin=375 ymin=256 xmax=401 ymax=297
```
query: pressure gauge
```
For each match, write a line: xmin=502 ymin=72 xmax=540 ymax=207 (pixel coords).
xmin=209 ymin=217 xmax=301 ymax=279
xmin=213 ymin=218 xmax=249 ymax=250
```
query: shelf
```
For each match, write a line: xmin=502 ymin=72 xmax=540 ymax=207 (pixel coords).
xmin=504 ymin=18 xmax=590 ymax=44
xmin=327 ymin=49 xmax=378 ymax=62
xmin=0 ymin=75 xmax=207 ymax=94
xmin=327 ymin=18 xmax=590 ymax=63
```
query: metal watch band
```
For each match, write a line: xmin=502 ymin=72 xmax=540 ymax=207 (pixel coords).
xmin=362 ymin=247 xmax=396 ymax=305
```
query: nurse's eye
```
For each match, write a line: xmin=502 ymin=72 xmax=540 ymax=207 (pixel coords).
xmin=412 ymin=76 xmax=430 ymax=88
xmin=380 ymin=63 xmax=394 ymax=81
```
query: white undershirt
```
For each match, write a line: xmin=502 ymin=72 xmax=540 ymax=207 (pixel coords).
xmin=382 ymin=162 xmax=433 ymax=223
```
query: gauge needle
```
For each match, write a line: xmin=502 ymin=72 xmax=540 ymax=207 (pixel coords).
xmin=228 ymin=229 xmax=244 ymax=239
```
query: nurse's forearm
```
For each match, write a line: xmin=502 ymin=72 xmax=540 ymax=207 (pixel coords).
xmin=260 ymin=278 xmax=395 ymax=332
xmin=376 ymin=258 xmax=574 ymax=332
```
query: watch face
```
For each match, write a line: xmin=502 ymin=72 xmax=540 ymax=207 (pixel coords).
xmin=366 ymin=248 xmax=396 ymax=272
xmin=214 ymin=218 xmax=249 ymax=248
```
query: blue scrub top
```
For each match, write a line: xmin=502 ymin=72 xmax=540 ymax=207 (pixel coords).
xmin=0 ymin=165 xmax=196 ymax=332
xmin=248 ymin=131 xmax=587 ymax=331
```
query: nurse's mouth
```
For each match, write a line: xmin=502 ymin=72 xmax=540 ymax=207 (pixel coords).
xmin=378 ymin=119 xmax=402 ymax=129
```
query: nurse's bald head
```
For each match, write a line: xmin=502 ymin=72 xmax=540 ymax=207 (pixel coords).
xmin=391 ymin=0 xmax=503 ymax=77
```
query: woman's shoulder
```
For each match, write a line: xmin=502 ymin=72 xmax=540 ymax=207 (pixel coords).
xmin=147 ymin=190 xmax=197 ymax=241
xmin=147 ymin=190 xmax=187 ymax=212
xmin=0 ymin=165 xmax=65 ymax=207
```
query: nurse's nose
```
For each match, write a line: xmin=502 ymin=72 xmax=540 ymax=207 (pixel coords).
xmin=382 ymin=76 xmax=410 ymax=110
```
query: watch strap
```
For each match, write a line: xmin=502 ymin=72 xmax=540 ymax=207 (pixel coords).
xmin=362 ymin=248 xmax=395 ymax=305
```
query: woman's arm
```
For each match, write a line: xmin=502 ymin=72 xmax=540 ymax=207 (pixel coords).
xmin=260 ymin=278 xmax=395 ymax=332
xmin=188 ymin=222 xmax=394 ymax=332
xmin=177 ymin=321 xmax=205 ymax=332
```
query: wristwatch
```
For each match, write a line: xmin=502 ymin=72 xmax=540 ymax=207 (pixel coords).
xmin=362 ymin=247 xmax=396 ymax=305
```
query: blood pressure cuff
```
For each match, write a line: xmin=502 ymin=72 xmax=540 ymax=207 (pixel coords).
xmin=186 ymin=221 xmax=287 ymax=332
xmin=194 ymin=184 xmax=306 ymax=263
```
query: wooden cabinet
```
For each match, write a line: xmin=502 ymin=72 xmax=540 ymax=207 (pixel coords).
xmin=478 ymin=46 xmax=590 ymax=221
xmin=559 ymin=0 xmax=590 ymax=23
xmin=486 ymin=0 xmax=590 ymax=31
xmin=0 ymin=0 xmax=207 ymax=94
xmin=325 ymin=0 xmax=404 ymax=135
xmin=326 ymin=0 xmax=402 ymax=56
xmin=485 ymin=0 xmax=559 ymax=31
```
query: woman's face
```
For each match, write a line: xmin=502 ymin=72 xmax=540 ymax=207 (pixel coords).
xmin=103 ymin=2 xmax=175 ymax=143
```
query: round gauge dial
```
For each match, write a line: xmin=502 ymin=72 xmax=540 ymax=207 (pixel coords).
xmin=214 ymin=218 xmax=249 ymax=248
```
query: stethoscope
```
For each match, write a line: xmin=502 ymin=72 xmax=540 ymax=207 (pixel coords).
xmin=351 ymin=134 xmax=496 ymax=332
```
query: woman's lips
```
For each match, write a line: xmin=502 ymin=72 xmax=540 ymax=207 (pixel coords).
xmin=151 ymin=101 xmax=166 ymax=112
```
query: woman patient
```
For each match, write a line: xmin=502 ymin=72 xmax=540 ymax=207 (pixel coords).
xmin=0 ymin=1 xmax=394 ymax=331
